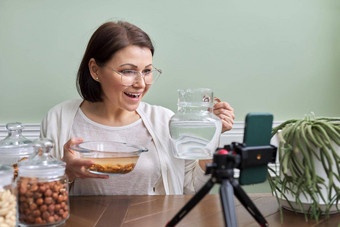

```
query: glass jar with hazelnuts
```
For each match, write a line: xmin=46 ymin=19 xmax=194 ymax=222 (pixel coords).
xmin=17 ymin=138 xmax=69 ymax=226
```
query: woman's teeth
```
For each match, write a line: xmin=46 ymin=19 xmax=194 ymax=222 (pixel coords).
xmin=124 ymin=92 xmax=141 ymax=98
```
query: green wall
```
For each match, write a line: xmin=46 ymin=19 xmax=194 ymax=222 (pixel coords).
xmin=1 ymin=0 xmax=339 ymax=124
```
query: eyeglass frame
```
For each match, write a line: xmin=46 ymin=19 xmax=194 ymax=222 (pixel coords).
xmin=104 ymin=65 xmax=162 ymax=86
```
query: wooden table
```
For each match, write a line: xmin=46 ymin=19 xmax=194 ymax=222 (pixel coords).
xmin=61 ymin=193 xmax=340 ymax=227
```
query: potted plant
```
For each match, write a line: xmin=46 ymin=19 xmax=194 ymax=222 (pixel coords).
xmin=268 ymin=114 xmax=340 ymax=221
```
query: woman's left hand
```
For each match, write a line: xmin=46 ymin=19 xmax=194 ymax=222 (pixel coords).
xmin=213 ymin=97 xmax=235 ymax=133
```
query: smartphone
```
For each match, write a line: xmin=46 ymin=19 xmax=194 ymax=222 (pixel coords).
xmin=238 ymin=112 xmax=273 ymax=185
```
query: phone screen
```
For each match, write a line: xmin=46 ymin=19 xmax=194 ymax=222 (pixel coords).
xmin=239 ymin=113 xmax=273 ymax=185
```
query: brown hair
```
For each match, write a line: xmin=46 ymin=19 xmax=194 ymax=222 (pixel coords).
xmin=76 ymin=21 xmax=154 ymax=102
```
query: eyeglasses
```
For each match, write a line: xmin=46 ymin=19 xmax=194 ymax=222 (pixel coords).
xmin=106 ymin=65 xmax=162 ymax=86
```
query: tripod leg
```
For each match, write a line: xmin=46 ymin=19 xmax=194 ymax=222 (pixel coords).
xmin=231 ymin=179 xmax=268 ymax=227
xmin=220 ymin=179 xmax=238 ymax=227
xmin=166 ymin=178 xmax=215 ymax=227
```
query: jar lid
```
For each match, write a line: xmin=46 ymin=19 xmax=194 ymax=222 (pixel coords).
xmin=18 ymin=138 xmax=65 ymax=178
xmin=0 ymin=122 xmax=33 ymax=156
xmin=0 ymin=122 xmax=32 ymax=146
xmin=0 ymin=165 xmax=14 ymax=187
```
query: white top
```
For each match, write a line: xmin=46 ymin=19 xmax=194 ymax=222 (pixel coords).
xmin=70 ymin=109 xmax=161 ymax=195
xmin=41 ymin=99 xmax=210 ymax=195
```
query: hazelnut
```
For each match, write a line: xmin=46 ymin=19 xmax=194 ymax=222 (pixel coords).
xmin=35 ymin=217 xmax=43 ymax=224
xmin=40 ymin=204 xmax=48 ymax=212
xmin=33 ymin=209 xmax=41 ymax=217
xmin=30 ymin=203 xmax=37 ymax=210
xmin=48 ymin=204 xmax=55 ymax=213
xmin=42 ymin=211 xmax=50 ymax=220
xmin=33 ymin=192 xmax=43 ymax=199
xmin=45 ymin=197 xmax=53 ymax=205
xmin=31 ymin=184 xmax=39 ymax=192
xmin=48 ymin=216 xmax=55 ymax=223
xmin=57 ymin=195 xmax=64 ymax=203
xmin=60 ymin=201 xmax=67 ymax=209
xmin=55 ymin=204 xmax=61 ymax=211
xmin=39 ymin=185 xmax=46 ymax=193
xmin=19 ymin=186 xmax=27 ymax=194
xmin=62 ymin=211 xmax=69 ymax=219
xmin=58 ymin=209 xmax=64 ymax=215
xmin=52 ymin=192 xmax=59 ymax=200
xmin=44 ymin=189 xmax=53 ymax=197
xmin=36 ymin=198 xmax=44 ymax=205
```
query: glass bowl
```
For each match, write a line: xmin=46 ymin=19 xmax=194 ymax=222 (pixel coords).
xmin=71 ymin=141 xmax=148 ymax=175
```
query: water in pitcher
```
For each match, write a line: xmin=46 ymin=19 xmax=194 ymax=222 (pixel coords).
xmin=170 ymin=120 xmax=220 ymax=159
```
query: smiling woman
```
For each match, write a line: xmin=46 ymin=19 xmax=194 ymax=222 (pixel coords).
xmin=40 ymin=21 xmax=235 ymax=196
xmin=85 ymin=45 xmax=154 ymax=115
xmin=76 ymin=21 xmax=155 ymax=103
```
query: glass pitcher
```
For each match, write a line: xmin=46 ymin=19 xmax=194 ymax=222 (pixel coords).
xmin=169 ymin=88 xmax=222 ymax=159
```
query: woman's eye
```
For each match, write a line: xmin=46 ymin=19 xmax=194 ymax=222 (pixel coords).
xmin=121 ymin=70 xmax=136 ymax=76
xmin=143 ymin=69 xmax=152 ymax=75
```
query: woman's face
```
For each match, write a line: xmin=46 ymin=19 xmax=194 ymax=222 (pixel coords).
xmin=97 ymin=45 xmax=153 ymax=112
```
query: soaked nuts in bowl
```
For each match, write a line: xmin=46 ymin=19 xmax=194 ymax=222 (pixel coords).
xmin=71 ymin=141 xmax=148 ymax=175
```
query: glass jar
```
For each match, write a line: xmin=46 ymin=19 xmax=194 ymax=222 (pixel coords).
xmin=17 ymin=139 xmax=69 ymax=226
xmin=0 ymin=122 xmax=34 ymax=178
xmin=0 ymin=165 xmax=17 ymax=227
xmin=169 ymin=88 xmax=222 ymax=159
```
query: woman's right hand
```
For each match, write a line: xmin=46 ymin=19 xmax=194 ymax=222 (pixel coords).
xmin=62 ymin=137 xmax=109 ymax=182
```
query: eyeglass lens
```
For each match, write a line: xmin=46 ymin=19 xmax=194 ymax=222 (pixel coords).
xmin=121 ymin=70 xmax=160 ymax=85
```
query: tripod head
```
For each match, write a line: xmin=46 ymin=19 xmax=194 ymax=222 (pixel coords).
xmin=206 ymin=142 xmax=277 ymax=185
xmin=226 ymin=142 xmax=277 ymax=169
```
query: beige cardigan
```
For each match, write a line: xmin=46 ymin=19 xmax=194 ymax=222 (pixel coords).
xmin=40 ymin=99 xmax=209 ymax=194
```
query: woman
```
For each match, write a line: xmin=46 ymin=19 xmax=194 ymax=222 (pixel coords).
xmin=40 ymin=21 xmax=234 ymax=195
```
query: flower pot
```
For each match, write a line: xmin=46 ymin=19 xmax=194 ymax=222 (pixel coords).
xmin=277 ymin=141 xmax=340 ymax=214
xmin=268 ymin=117 xmax=340 ymax=221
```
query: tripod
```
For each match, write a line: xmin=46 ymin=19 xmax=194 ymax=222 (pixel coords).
xmin=166 ymin=145 xmax=273 ymax=227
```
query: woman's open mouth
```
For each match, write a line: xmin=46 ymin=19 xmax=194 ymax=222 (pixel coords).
xmin=124 ymin=92 xmax=141 ymax=99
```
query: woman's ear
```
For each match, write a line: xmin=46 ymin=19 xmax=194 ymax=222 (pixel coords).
xmin=88 ymin=58 xmax=100 ymax=81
